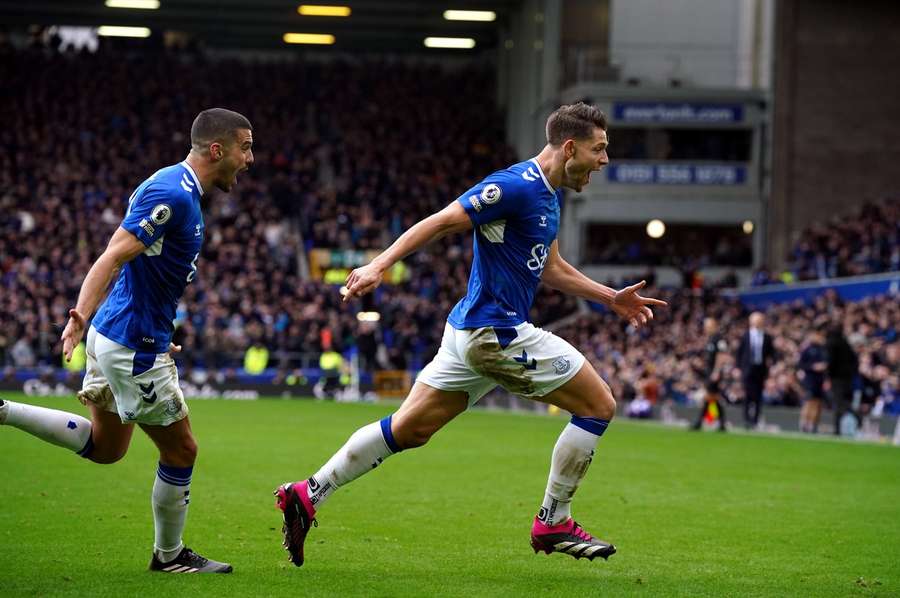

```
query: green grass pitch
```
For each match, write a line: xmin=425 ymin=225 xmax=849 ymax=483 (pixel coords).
xmin=1 ymin=393 xmax=898 ymax=597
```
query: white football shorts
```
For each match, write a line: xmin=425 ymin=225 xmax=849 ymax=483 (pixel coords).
xmin=79 ymin=326 xmax=189 ymax=426
xmin=417 ymin=321 xmax=585 ymax=406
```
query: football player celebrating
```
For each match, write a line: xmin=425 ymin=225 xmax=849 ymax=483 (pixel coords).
xmin=276 ymin=103 xmax=666 ymax=566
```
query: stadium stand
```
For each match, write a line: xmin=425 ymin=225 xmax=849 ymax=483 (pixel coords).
xmin=0 ymin=46 xmax=576 ymax=376
xmin=553 ymin=289 xmax=899 ymax=416
xmin=0 ymin=46 xmax=896 ymax=418
xmin=754 ymin=198 xmax=900 ymax=285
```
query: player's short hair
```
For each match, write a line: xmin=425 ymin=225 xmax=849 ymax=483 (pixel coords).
xmin=190 ymin=108 xmax=252 ymax=151
xmin=545 ymin=102 xmax=607 ymax=146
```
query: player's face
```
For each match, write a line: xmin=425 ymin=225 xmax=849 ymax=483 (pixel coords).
xmin=562 ymin=127 xmax=609 ymax=192
xmin=215 ymin=128 xmax=254 ymax=192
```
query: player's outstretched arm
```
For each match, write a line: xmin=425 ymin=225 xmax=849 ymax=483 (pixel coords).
xmin=61 ymin=227 xmax=147 ymax=361
xmin=344 ymin=201 xmax=472 ymax=301
xmin=541 ymin=241 xmax=667 ymax=329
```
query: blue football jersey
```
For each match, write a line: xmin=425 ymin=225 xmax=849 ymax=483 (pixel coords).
xmin=448 ymin=158 xmax=562 ymax=329
xmin=92 ymin=162 xmax=205 ymax=353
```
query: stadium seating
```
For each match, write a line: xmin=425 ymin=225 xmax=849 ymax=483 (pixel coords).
xmin=0 ymin=46 xmax=896 ymax=415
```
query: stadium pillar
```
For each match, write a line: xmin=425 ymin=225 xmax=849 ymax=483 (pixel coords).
xmin=500 ymin=0 xmax=562 ymax=159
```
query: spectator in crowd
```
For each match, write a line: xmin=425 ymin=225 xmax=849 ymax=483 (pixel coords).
xmin=316 ymin=344 xmax=346 ymax=400
xmin=243 ymin=340 xmax=269 ymax=375
xmin=0 ymin=43 xmax=898 ymax=429
xmin=826 ymin=325 xmax=859 ymax=436
xmin=735 ymin=312 xmax=777 ymax=428
xmin=752 ymin=198 xmax=899 ymax=286
xmin=797 ymin=328 xmax=827 ymax=433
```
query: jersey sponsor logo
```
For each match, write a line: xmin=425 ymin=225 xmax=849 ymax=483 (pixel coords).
xmin=527 ymin=243 xmax=549 ymax=272
xmin=469 ymin=194 xmax=484 ymax=212
xmin=142 ymin=336 xmax=155 ymax=344
xmin=522 ymin=165 xmax=541 ymax=182
xmin=480 ymin=183 xmax=502 ymax=205
xmin=139 ymin=218 xmax=156 ymax=236
xmin=552 ymin=356 xmax=571 ymax=375
xmin=150 ymin=204 xmax=173 ymax=225
xmin=539 ymin=215 xmax=548 ymax=227
xmin=195 ymin=223 xmax=202 ymax=236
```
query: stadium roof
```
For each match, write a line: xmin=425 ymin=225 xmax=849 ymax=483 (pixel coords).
xmin=0 ymin=0 xmax=522 ymax=53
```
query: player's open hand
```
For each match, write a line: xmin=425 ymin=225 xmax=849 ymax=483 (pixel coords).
xmin=343 ymin=263 xmax=384 ymax=302
xmin=611 ymin=280 xmax=667 ymax=329
xmin=61 ymin=308 xmax=87 ymax=362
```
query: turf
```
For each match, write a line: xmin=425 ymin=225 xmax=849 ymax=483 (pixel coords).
xmin=0 ymin=393 xmax=898 ymax=597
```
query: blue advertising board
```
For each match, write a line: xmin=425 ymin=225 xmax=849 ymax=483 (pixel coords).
xmin=605 ymin=164 xmax=747 ymax=185
xmin=612 ymin=102 xmax=744 ymax=123
xmin=735 ymin=273 xmax=900 ymax=310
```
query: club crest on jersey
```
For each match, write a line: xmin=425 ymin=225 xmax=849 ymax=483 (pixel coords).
xmin=480 ymin=184 xmax=502 ymax=205
xmin=552 ymin=357 xmax=571 ymax=375
xmin=150 ymin=204 xmax=172 ymax=225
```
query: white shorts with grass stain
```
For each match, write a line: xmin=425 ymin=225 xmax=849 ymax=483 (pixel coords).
xmin=417 ymin=321 xmax=585 ymax=406
xmin=79 ymin=326 xmax=188 ymax=426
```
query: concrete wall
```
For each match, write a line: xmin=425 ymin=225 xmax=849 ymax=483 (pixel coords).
xmin=610 ymin=0 xmax=774 ymax=89
xmin=769 ymin=0 xmax=900 ymax=270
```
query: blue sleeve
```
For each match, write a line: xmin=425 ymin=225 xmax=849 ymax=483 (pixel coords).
xmin=121 ymin=185 xmax=186 ymax=247
xmin=456 ymin=172 xmax=525 ymax=227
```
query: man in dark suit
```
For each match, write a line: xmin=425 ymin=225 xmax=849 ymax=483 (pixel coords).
xmin=735 ymin=311 xmax=776 ymax=428
xmin=825 ymin=325 xmax=858 ymax=436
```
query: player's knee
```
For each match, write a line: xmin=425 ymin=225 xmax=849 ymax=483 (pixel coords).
xmin=180 ymin=437 xmax=199 ymax=465
xmin=86 ymin=436 xmax=128 ymax=464
xmin=600 ymin=394 xmax=617 ymax=421
xmin=160 ymin=436 xmax=198 ymax=467
xmin=580 ymin=385 xmax=616 ymax=421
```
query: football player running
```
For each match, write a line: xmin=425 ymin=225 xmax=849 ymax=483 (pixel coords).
xmin=276 ymin=102 xmax=665 ymax=566
xmin=1 ymin=108 xmax=253 ymax=573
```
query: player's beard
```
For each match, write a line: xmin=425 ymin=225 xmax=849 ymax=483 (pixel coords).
xmin=564 ymin=161 xmax=592 ymax=191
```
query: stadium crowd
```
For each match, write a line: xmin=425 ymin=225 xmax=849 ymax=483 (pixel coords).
xmin=753 ymin=198 xmax=900 ymax=285
xmin=553 ymin=288 xmax=900 ymax=418
xmin=1 ymin=45 xmax=897 ymax=423
xmin=0 ymin=45 xmax=572 ymax=376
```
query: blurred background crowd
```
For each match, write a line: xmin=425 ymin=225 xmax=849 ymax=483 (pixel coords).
xmin=1 ymin=43 xmax=897 ymax=429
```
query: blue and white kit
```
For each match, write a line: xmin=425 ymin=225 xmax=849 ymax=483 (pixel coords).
xmin=418 ymin=158 xmax=585 ymax=404
xmin=81 ymin=162 xmax=205 ymax=425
